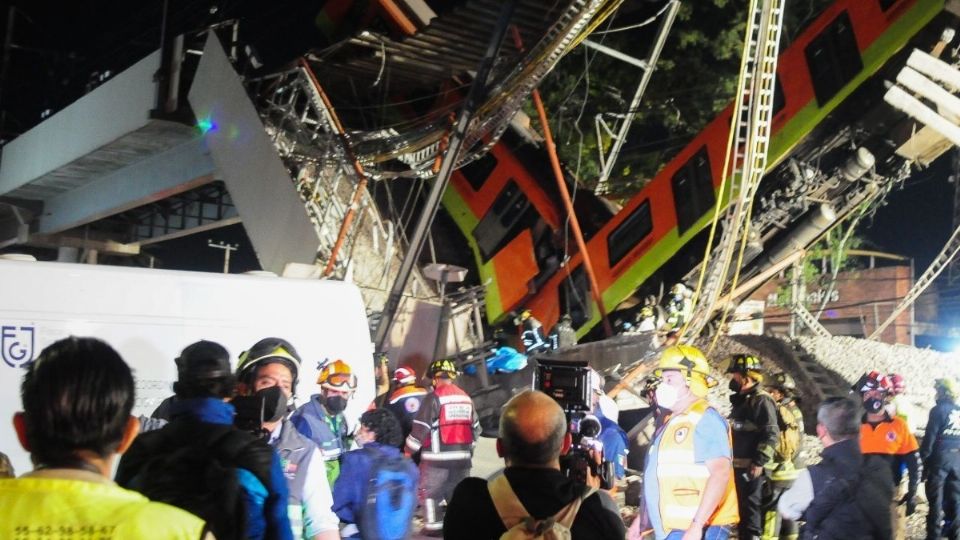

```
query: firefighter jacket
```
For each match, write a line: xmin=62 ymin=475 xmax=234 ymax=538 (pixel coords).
xmin=729 ymin=385 xmax=780 ymax=468
xmin=650 ymin=398 xmax=739 ymax=531
xmin=921 ymin=398 xmax=960 ymax=463
xmin=405 ymin=382 xmax=481 ymax=466
xmin=386 ymin=384 xmax=428 ymax=440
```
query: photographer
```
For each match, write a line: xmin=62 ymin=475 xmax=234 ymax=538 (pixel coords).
xmin=235 ymin=338 xmax=340 ymax=540
xmin=444 ymin=390 xmax=625 ymax=539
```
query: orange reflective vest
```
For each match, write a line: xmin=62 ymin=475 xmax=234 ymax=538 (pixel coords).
xmin=655 ymin=399 xmax=739 ymax=531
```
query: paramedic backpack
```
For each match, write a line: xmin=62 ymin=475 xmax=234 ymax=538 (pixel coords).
xmin=488 ymin=473 xmax=595 ymax=540
xmin=775 ymin=402 xmax=802 ymax=464
xmin=358 ymin=446 xmax=419 ymax=540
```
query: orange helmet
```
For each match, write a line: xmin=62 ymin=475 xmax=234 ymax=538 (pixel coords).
xmin=317 ymin=359 xmax=357 ymax=391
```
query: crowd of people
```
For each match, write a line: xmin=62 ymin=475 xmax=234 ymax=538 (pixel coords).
xmin=1 ymin=335 xmax=960 ymax=540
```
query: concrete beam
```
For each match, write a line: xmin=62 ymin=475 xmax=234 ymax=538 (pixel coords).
xmin=37 ymin=138 xmax=216 ymax=234
xmin=0 ymin=51 xmax=160 ymax=195
xmin=188 ymin=34 xmax=320 ymax=273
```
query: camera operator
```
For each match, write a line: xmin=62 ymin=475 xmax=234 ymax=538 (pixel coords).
xmin=444 ymin=390 xmax=626 ymax=539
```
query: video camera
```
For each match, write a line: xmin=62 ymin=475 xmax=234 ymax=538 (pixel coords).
xmin=534 ymin=357 xmax=615 ymax=490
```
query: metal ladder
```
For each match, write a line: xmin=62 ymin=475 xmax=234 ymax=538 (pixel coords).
xmin=869 ymin=221 xmax=960 ymax=339
xmin=683 ymin=0 xmax=785 ymax=339
xmin=793 ymin=303 xmax=833 ymax=338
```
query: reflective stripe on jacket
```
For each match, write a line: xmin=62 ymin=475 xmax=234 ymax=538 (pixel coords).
xmin=656 ymin=399 xmax=739 ymax=531
xmin=405 ymin=383 xmax=480 ymax=464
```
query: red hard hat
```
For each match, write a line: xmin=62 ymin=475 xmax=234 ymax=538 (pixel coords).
xmin=394 ymin=366 xmax=416 ymax=385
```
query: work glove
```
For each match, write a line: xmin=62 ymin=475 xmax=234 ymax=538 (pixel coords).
xmin=899 ymin=494 xmax=917 ymax=516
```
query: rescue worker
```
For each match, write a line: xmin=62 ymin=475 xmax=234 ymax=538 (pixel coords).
xmin=517 ymin=309 xmax=550 ymax=354
xmin=290 ymin=359 xmax=357 ymax=485
xmin=664 ymin=283 xmax=692 ymax=331
xmin=640 ymin=344 xmax=739 ymax=539
xmin=856 ymin=370 xmax=921 ymax=540
xmin=386 ymin=366 xmax=428 ymax=442
xmin=763 ymin=372 xmax=805 ymax=540
xmin=921 ymin=377 xmax=960 ymax=540
xmin=236 ymin=338 xmax=340 ymax=540
xmin=405 ymin=359 xmax=481 ymax=536
xmin=590 ymin=370 xmax=629 ymax=486
xmin=726 ymin=354 xmax=780 ymax=540
xmin=548 ymin=313 xmax=578 ymax=350
xmin=636 ymin=294 xmax=663 ymax=332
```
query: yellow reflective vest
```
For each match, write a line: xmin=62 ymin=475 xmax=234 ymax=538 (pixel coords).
xmin=655 ymin=399 xmax=740 ymax=531
xmin=0 ymin=470 xmax=207 ymax=539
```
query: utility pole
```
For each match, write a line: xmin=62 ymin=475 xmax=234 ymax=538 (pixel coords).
xmin=207 ymin=239 xmax=238 ymax=273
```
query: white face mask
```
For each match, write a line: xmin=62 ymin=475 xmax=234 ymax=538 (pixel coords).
xmin=655 ymin=384 xmax=681 ymax=410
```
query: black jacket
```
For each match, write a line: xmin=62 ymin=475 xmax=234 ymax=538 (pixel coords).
xmin=802 ymin=439 xmax=893 ymax=540
xmin=443 ymin=466 xmax=625 ymax=539
xmin=729 ymin=385 xmax=780 ymax=467
xmin=921 ymin=398 xmax=960 ymax=464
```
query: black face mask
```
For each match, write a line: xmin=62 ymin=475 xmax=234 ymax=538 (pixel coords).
xmin=864 ymin=397 xmax=884 ymax=414
xmin=728 ymin=379 xmax=742 ymax=393
xmin=255 ymin=385 xmax=289 ymax=423
xmin=324 ymin=395 xmax=348 ymax=414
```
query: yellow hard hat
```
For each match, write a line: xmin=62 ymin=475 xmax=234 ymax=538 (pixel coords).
xmin=654 ymin=344 xmax=716 ymax=397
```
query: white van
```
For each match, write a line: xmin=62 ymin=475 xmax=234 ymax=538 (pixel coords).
xmin=0 ymin=258 xmax=374 ymax=475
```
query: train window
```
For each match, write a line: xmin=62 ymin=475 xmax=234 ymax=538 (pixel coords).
xmin=608 ymin=200 xmax=653 ymax=267
xmin=773 ymin=76 xmax=785 ymax=116
xmin=459 ymin=152 xmax=498 ymax=191
xmin=471 ymin=180 xmax=534 ymax=262
xmin=877 ymin=0 xmax=898 ymax=10
xmin=559 ymin=265 xmax=591 ymax=329
xmin=805 ymin=12 xmax=863 ymax=106
xmin=672 ymin=146 xmax=715 ymax=235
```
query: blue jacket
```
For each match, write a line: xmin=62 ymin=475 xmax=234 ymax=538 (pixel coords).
xmin=332 ymin=442 xmax=418 ymax=527
xmin=169 ymin=398 xmax=293 ymax=540
xmin=598 ymin=416 xmax=628 ymax=478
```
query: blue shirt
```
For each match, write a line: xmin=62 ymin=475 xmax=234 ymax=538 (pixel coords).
xmin=644 ymin=405 xmax=730 ymax=540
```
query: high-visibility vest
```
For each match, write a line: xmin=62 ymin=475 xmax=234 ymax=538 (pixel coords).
xmin=655 ymin=399 xmax=739 ymax=531
xmin=0 ymin=473 xmax=207 ymax=539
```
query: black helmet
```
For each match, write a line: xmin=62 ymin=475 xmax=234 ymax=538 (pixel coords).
xmin=176 ymin=340 xmax=232 ymax=381
xmin=726 ymin=354 xmax=763 ymax=375
xmin=237 ymin=337 xmax=302 ymax=386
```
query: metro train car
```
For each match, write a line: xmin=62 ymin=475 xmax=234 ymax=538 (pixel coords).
xmin=441 ymin=0 xmax=958 ymax=338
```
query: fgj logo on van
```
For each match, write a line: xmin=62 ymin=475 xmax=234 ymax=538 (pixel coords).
xmin=2 ymin=326 xmax=35 ymax=368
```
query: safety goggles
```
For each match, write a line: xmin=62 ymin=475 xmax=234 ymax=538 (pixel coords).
xmin=324 ymin=372 xmax=357 ymax=389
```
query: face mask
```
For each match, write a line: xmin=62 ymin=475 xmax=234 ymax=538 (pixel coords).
xmin=864 ymin=397 xmax=884 ymax=414
xmin=255 ymin=385 xmax=289 ymax=423
xmin=728 ymin=379 xmax=742 ymax=393
xmin=655 ymin=384 xmax=681 ymax=410
xmin=324 ymin=395 xmax=348 ymax=414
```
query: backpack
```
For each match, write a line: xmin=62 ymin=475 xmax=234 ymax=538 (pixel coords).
xmin=358 ymin=447 xmax=418 ymax=540
xmin=126 ymin=425 xmax=253 ymax=540
xmin=774 ymin=403 xmax=801 ymax=463
xmin=488 ymin=473 xmax=594 ymax=540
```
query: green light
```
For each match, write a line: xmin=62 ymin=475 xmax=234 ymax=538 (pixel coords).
xmin=197 ymin=117 xmax=217 ymax=134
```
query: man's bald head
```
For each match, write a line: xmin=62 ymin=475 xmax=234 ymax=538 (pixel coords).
xmin=498 ymin=390 xmax=568 ymax=466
